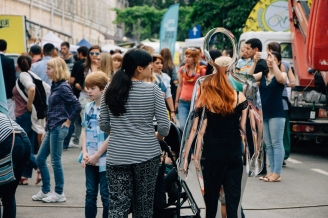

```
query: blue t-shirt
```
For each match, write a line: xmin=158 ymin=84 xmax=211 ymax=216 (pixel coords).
xmin=80 ymin=101 xmax=108 ymax=172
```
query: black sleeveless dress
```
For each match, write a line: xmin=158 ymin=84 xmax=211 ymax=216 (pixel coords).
xmin=197 ymin=94 xmax=248 ymax=218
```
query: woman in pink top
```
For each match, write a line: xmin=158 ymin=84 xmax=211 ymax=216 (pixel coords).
xmin=175 ymin=48 xmax=206 ymax=130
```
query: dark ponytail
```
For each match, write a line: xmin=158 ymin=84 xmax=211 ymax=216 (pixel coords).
xmin=17 ymin=55 xmax=32 ymax=72
xmin=105 ymin=48 xmax=152 ymax=116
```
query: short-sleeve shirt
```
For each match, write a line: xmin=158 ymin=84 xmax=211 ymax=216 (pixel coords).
xmin=179 ymin=65 xmax=206 ymax=101
xmin=82 ymin=101 xmax=108 ymax=172
xmin=158 ymin=72 xmax=172 ymax=98
xmin=12 ymin=71 xmax=39 ymax=117
xmin=236 ymin=58 xmax=253 ymax=72
xmin=254 ymin=59 xmax=268 ymax=74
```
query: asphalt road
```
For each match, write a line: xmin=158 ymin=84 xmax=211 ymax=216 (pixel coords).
xmin=10 ymin=140 xmax=328 ymax=218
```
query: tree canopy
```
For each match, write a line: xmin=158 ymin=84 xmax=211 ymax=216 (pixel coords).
xmin=114 ymin=0 xmax=258 ymax=41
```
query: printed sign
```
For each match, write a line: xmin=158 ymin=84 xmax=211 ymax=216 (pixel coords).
xmin=244 ymin=0 xmax=290 ymax=32
xmin=160 ymin=4 xmax=180 ymax=57
xmin=0 ymin=15 xmax=27 ymax=53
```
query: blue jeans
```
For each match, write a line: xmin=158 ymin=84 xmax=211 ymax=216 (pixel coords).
xmin=178 ymin=99 xmax=191 ymax=130
xmin=85 ymin=165 xmax=109 ymax=218
xmin=63 ymin=120 xmax=75 ymax=149
xmin=0 ymin=132 xmax=30 ymax=218
xmin=73 ymin=114 xmax=82 ymax=144
xmin=36 ymin=125 xmax=69 ymax=194
xmin=263 ymin=118 xmax=285 ymax=174
xmin=16 ymin=111 xmax=37 ymax=178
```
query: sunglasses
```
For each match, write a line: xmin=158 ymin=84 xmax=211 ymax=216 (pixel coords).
xmin=90 ymin=52 xmax=100 ymax=56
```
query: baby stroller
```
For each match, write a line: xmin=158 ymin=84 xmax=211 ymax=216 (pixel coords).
xmin=154 ymin=122 xmax=201 ymax=218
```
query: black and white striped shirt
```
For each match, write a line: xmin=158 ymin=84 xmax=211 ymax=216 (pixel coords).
xmin=0 ymin=112 xmax=25 ymax=143
xmin=99 ymin=81 xmax=170 ymax=165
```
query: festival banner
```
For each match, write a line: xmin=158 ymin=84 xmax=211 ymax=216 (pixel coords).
xmin=244 ymin=0 xmax=290 ymax=32
xmin=159 ymin=3 xmax=179 ymax=57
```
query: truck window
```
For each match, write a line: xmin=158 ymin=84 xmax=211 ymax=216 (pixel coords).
xmin=280 ymin=43 xmax=292 ymax=59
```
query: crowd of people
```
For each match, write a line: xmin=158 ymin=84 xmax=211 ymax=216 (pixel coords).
xmin=0 ymin=36 xmax=295 ymax=218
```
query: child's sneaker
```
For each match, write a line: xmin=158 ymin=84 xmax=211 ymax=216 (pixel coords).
xmin=42 ymin=192 xmax=66 ymax=203
xmin=32 ymin=190 xmax=52 ymax=201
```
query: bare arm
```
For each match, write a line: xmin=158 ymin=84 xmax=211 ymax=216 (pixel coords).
xmin=194 ymin=119 xmax=207 ymax=170
xmin=81 ymin=127 xmax=88 ymax=167
xmin=87 ymin=136 xmax=110 ymax=165
xmin=286 ymin=68 xmax=296 ymax=88
xmin=268 ymin=53 xmax=287 ymax=84
xmin=247 ymin=53 xmax=263 ymax=82
xmin=165 ymin=96 xmax=176 ymax=122
xmin=238 ymin=92 xmax=248 ymax=134
xmin=182 ymin=116 xmax=199 ymax=160
xmin=75 ymin=83 xmax=83 ymax=91
xmin=26 ymin=86 xmax=36 ymax=112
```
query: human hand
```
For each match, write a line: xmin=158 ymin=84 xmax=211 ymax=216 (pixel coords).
xmin=254 ymin=52 xmax=261 ymax=63
xmin=266 ymin=52 xmax=274 ymax=65
xmin=82 ymin=153 xmax=89 ymax=167
xmin=183 ymin=159 xmax=189 ymax=175
xmin=61 ymin=120 xmax=71 ymax=128
xmin=174 ymin=101 xmax=179 ymax=112
xmin=170 ymin=112 xmax=176 ymax=123
xmin=87 ymin=154 xmax=99 ymax=166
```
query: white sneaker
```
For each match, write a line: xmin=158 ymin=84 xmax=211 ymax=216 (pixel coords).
xmin=68 ymin=141 xmax=79 ymax=148
xmin=42 ymin=192 xmax=66 ymax=203
xmin=32 ymin=190 xmax=52 ymax=201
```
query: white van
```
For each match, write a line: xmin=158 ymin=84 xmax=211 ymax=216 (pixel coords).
xmin=238 ymin=31 xmax=293 ymax=67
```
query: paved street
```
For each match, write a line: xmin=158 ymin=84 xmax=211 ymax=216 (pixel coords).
xmin=12 ymin=141 xmax=328 ymax=218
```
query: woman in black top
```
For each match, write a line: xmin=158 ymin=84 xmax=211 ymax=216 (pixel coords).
xmin=248 ymin=51 xmax=287 ymax=182
xmin=183 ymin=56 xmax=248 ymax=218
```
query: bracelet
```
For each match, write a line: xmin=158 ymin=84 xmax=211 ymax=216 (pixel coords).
xmin=170 ymin=111 xmax=175 ymax=114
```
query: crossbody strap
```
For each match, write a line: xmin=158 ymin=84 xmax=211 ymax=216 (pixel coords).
xmin=8 ymin=117 xmax=15 ymax=153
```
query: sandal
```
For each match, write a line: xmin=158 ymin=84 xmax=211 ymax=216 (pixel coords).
xmin=35 ymin=169 xmax=42 ymax=185
xmin=19 ymin=177 xmax=28 ymax=185
xmin=264 ymin=176 xmax=281 ymax=182
xmin=259 ymin=173 xmax=272 ymax=180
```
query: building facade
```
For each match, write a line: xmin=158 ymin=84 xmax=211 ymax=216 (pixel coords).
xmin=0 ymin=0 xmax=127 ymax=46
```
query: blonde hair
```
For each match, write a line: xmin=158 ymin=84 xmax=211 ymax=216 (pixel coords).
xmin=141 ymin=45 xmax=155 ymax=56
xmin=47 ymin=57 xmax=70 ymax=82
xmin=149 ymin=70 xmax=159 ymax=83
xmin=85 ymin=71 xmax=109 ymax=90
xmin=99 ymin=53 xmax=113 ymax=78
xmin=214 ymin=56 xmax=232 ymax=67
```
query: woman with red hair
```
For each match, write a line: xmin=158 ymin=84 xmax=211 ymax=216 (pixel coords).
xmin=183 ymin=56 xmax=248 ymax=218
xmin=175 ymin=48 xmax=206 ymax=130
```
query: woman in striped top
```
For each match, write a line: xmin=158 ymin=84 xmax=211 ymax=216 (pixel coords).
xmin=99 ymin=48 xmax=170 ymax=217
xmin=0 ymin=112 xmax=30 ymax=218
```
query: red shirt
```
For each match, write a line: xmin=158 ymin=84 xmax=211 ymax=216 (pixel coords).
xmin=179 ymin=65 xmax=206 ymax=101
xmin=12 ymin=86 xmax=27 ymax=118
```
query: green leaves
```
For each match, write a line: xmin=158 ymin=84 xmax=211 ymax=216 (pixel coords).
xmin=113 ymin=0 xmax=258 ymax=41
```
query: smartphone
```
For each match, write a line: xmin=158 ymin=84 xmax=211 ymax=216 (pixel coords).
xmin=259 ymin=52 xmax=268 ymax=59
